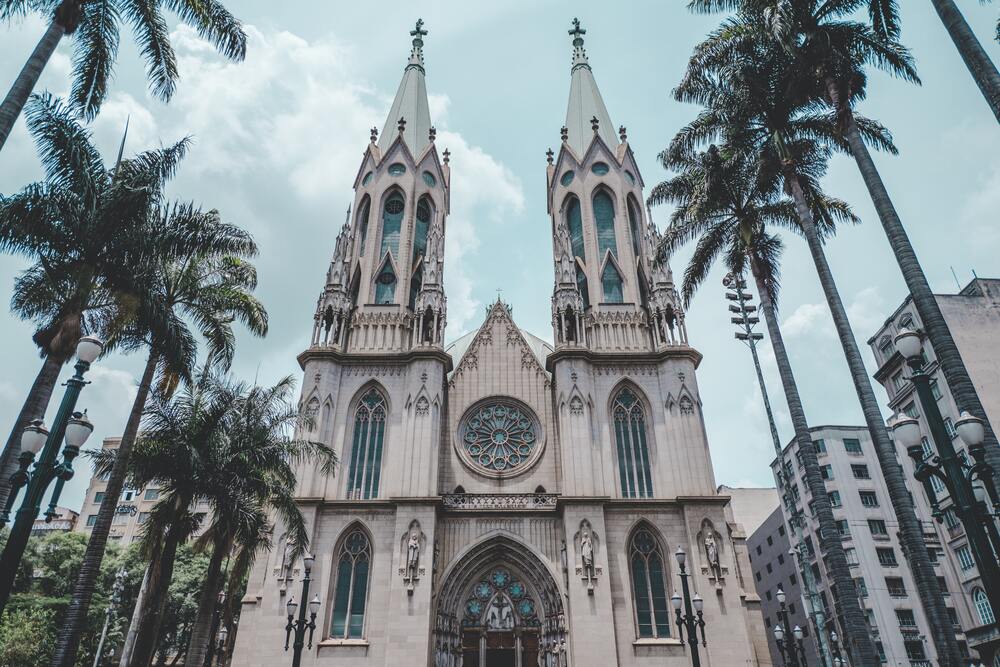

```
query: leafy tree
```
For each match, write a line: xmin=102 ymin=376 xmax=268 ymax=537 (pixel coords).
xmin=0 ymin=606 xmax=57 ymax=666
xmin=0 ymin=93 xmax=188 ymax=515
xmin=0 ymin=0 xmax=247 ymax=152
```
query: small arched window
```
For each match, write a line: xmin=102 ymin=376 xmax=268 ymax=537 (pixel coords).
xmin=593 ymin=190 xmax=617 ymax=259
xmin=613 ymin=388 xmax=653 ymax=498
xmin=602 ymin=261 xmax=624 ymax=303
xmin=629 ymin=526 xmax=670 ymax=638
xmin=412 ymin=196 xmax=432 ymax=263
xmin=566 ymin=197 xmax=585 ymax=261
xmin=347 ymin=389 xmax=387 ymax=499
xmin=374 ymin=261 xmax=397 ymax=304
xmin=975 ymin=588 xmax=995 ymax=625
xmin=356 ymin=196 xmax=371 ymax=256
xmin=627 ymin=198 xmax=641 ymax=258
xmin=380 ymin=193 xmax=404 ymax=258
xmin=330 ymin=528 xmax=372 ymax=639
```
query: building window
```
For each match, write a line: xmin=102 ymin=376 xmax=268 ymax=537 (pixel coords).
xmin=868 ymin=519 xmax=888 ymax=536
xmin=886 ymin=577 xmax=906 ymax=597
xmin=947 ymin=606 xmax=960 ymax=626
xmin=844 ymin=547 xmax=859 ymax=566
xmin=626 ymin=198 xmax=641 ymax=257
xmin=601 ymin=260 xmax=624 ymax=303
xmin=813 ymin=439 xmax=826 ymax=454
xmin=877 ymin=548 xmax=898 ymax=567
xmin=843 ymin=438 xmax=863 ymax=455
xmin=855 ymin=577 xmax=868 ymax=597
xmin=138 ymin=512 xmax=150 ymax=525
xmin=891 ymin=371 xmax=904 ymax=391
xmin=629 ymin=527 xmax=671 ymax=638
xmin=86 ymin=515 xmax=97 ymax=527
xmin=755 ymin=571 xmax=761 ymax=582
xmin=356 ymin=196 xmax=370 ymax=256
xmin=956 ymin=545 xmax=975 ymax=571
xmin=938 ymin=577 xmax=950 ymax=595
xmin=94 ymin=492 xmax=104 ymax=504
xmin=143 ymin=488 xmax=159 ymax=501
xmin=379 ymin=193 xmax=404 ymax=259
xmin=756 ymin=545 xmax=762 ymax=556
xmin=875 ymin=641 xmax=886 ymax=663
xmin=836 ymin=520 xmax=850 ymax=538
xmin=859 ymin=491 xmax=879 ymax=508
xmin=974 ymin=588 xmax=997 ymax=625
xmin=943 ymin=417 xmax=957 ymax=439
xmin=904 ymin=640 xmax=926 ymax=660
xmin=347 ymin=388 xmax=387 ymax=499
xmin=820 ymin=464 xmax=833 ymax=480
xmin=777 ymin=554 xmax=784 ymax=565
xmin=930 ymin=379 xmax=942 ymax=400
xmin=903 ymin=402 xmax=918 ymax=418
xmin=374 ymin=260 xmax=397 ymax=304
xmin=828 ymin=491 xmax=842 ymax=508
xmin=566 ymin=196 xmax=585 ymax=261
xmin=331 ymin=528 xmax=372 ymax=639
xmin=851 ymin=464 xmax=870 ymax=480
xmin=942 ymin=508 xmax=960 ymax=530
xmin=778 ymin=525 xmax=785 ymax=537
xmin=766 ymin=563 xmax=773 ymax=574
xmin=767 ymin=536 xmax=773 ymax=547
xmin=412 ymin=196 xmax=433 ymax=262
xmin=613 ymin=387 xmax=653 ymax=499
xmin=896 ymin=609 xmax=916 ymax=627
xmin=592 ymin=190 xmax=617 ymax=259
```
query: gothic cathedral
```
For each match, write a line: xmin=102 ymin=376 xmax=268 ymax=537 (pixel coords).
xmin=232 ymin=19 xmax=769 ymax=667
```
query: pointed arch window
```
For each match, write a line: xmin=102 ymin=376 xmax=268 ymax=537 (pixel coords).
xmin=412 ymin=196 xmax=432 ymax=263
xmin=331 ymin=528 xmax=371 ymax=638
xmin=593 ymin=190 xmax=617 ymax=259
xmin=627 ymin=197 xmax=641 ymax=257
xmin=575 ymin=264 xmax=590 ymax=309
xmin=613 ymin=388 xmax=653 ymax=498
xmin=356 ymin=197 xmax=371 ymax=256
xmin=347 ymin=389 xmax=386 ymax=499
xmin=374 ymin=261 xmax=397 ymax=305
xmin=975 ymin=588 xmax=995 ymax=625
xmin=629 ymin=527 xmax=670 ymax=638
xmin=380 ymin=193 xmax=404 ymax=258
xmin=601 ymin=260 xmax=624 ymax=304
xmin=408 ymin=266 xmax=422 ymax=311
xmin=566 ymin=196 xmax=585 ymax=261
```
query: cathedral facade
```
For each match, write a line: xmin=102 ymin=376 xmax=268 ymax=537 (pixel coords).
xmin=231 ymin=20 xmax=769 ymax=667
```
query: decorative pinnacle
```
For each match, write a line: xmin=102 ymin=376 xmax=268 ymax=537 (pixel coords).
xmin=408 ymin=18 xmax=428 ymax=70
xmin=546 ymin=148 xmax=554 ymax=165
xmin=569 ymin=18 xmax=589 ymax=70
xmin=397 ymin=117 xmax=407 ymax=134
xmin=442 ymin=148 xmax=450 ymax=164
xmin=590 ymin=116 xmax=599 ymax=132
xmin=560 ymin=126 xmax=568 ymax=141
xmin=619 ymin=125 xmax=627 ymax=141
xmin=429 ymin=126 xmax=436 ymax=142
xmin=370 ymin=126 xmax=378 ymax=143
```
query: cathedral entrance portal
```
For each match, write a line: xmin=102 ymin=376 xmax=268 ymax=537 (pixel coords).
xmin=433 ymin=536 xmax=567 ymax=667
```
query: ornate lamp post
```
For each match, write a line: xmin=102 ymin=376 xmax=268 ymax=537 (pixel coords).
xmin=891 ymin=328 xmax=1000 ymax=618
xmin=284 ymin=553 xmax=320 ymax=667
xmin=774 ymin=624 xmax=807 ymax=667
xmin=671 ymin=546 xmax=706 ymax=667
xmin=0 ymin=336 xmax=102 ymax=613
xmin=829 ymin=629 xmax=847 ymax=666
xmin=212 ymin=625 xmax=229 ymax=667
xmin=93 ymin=566 xmax=127 ymax=667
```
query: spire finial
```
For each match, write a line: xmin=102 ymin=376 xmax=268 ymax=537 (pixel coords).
xmin=408 ymin=18 xmax=428 ymax=70
xmin=397 ymin=117 xmax=407 ymax=134
xmin=443 ymin=148 xmax=450 ymax=164
xmin=569 ymin=18 xmax=589 ymax=70
xmin=370 ymin=126 xmax=378 ymax=143
xmin=546 ymin=148 xmax=554 ymax=165
xmin=560 ymin=126 xmax=568 ymax=142
xmin=429 ymin=126 xmax=436 ymax=142
xmin=619 ymin=125 xmax=627 ymax=142
xmin=590 ymin=116 xmax=599 ymax=133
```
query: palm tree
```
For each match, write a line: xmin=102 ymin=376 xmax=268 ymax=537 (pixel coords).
xmin=0 ymin=93 xmax=188 ymax=513
xmin=0 ymin=0 xmax=246 ymax=152
xmin=184 ymin=378 xmax=336 ymax=666
xmin=52 ymin=208 xmax=267 ymax=666
xmin=929 ymin=0 xmax=1000 ymax=121
xmin=649 ymin=143 xmax=877 ymax=662
xmin=675 ymin=10 xmax=961 ymax=663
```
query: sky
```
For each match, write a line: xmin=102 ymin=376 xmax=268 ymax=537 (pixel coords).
xmin=1 ymin=1 xmax=999 ymax=512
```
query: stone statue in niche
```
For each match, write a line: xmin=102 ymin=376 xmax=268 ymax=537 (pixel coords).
xmin=274 ymin=534 xmax=296 ymax=594
xmin=705 ymin=534 xmax=719 ymax=572
xmin=574 ymin=520 xmax=601 ymax=594
xmin=407 ymin=532 xmax=420 ymax=575
xmin=581 ymin=532 xmax=594 ymax=576
xmin=699 ymin=519 xmax=727 ymax=590
xmin=399 ymin=520 xmax=426 ymax=594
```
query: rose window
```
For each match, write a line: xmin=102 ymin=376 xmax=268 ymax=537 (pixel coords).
xmin=460 ymin=400 xmax=539 ymax=473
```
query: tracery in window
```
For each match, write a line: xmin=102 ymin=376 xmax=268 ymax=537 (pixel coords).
xmin=380 ymin=193 xmax=404 ymax=258
xmin=613 ymin=387 xmax=653 ymax=498
xmin=356 ymin=196 xmax=370 ymax=256
xmin=593 ymin=190 xmax=617 ymax=259
xmin=566 ymin=196 xmax=585 ymax=261
xmin=602 ymin=260 xmax=624 ymax=303
xmin=331 ymin=527 xmax=371 ymax=638
xmin=627 ymin=197 xmax=641 ymax=257
xmin=629 ymin=526 xmax=670 ymax=638
xmin=374 ymin=260 xmax=397 ymax=304
xmin=347 ymin=389 xmax=387 ymax=499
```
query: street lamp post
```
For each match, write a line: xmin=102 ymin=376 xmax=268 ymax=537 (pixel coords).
xmin=891 ymin=329 xmax=1000 ymax=618
xmin=0 ymin=336 xmax=102 ymax=613
xmin=829 ymin=630 xmax=848 ymax=666
xmin=212 ymin=625 xmax=229 ymax=667
xmin=670 ymin=547 xmax=706 ymax=667
xmin=93 ymin=566 xmax=127 ymax=667
xmin=774 ymin=623 xmax=807 ymax=667
xmin=284 ymin=553 xmax=320 ymax=667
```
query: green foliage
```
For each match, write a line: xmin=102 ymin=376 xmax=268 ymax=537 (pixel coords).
xmin=0 ymin=606 xmax=57 ymax=667
xmin=155 ymin=543 xmax=210 ymax=662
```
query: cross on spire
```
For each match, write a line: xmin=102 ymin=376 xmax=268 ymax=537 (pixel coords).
xmin=408 ymin=18 xmax=428 ymax=70
xmin=569 ymin=17 xmax=586 ymax=41
xmin=569 ymin=17 xmax=589 ymax=70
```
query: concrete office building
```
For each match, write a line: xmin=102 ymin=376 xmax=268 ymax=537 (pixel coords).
xmin=31 ymin=506 xmax=78 ymax=536
xmin=719 ymin=485 xmax=780 ymax=537
xmin=868 ymin=277 xmax=1000 ymax=663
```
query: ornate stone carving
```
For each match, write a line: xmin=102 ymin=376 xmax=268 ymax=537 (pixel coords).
xmin=569 ymin=396 xmax=584 ymax=415
xmin=399 ymin=520 xmax=427 ymax=595
xmin=415 ymin=395 xmax=430 ymax=416
xmin=442 ymin=493 xmax=558 ymax=511
xmin=680 ymin=395 xmax=694 ymax=415
xmin=574 ymin=520 xmax=602 ymax=594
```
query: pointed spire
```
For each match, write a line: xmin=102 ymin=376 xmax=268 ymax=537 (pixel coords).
xmin=563 ymin=18 xmax=617 ymax=157
xmin=379 ymin=19 xmax=433 ymax=156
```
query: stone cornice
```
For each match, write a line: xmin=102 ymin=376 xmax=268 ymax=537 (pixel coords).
xmin=545 ymin=345 xmax=703 ymax=372
xmin=297 ymin=346 xmax=453 ymax=373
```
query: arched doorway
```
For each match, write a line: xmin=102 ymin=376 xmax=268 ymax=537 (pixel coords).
xmin=433 ymin=536 xmax=568 ymax=667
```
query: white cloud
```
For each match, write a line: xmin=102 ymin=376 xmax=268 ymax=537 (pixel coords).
xmin=781 ymin=301 xmax=830 ymax=338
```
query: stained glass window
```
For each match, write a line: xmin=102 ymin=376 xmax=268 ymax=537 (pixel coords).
xmin=613 ymin=388 xmax=653 ymax=498
xmin=356 ymin=197 xmax=370 ymax=256
xmin=630 ymin=527 xmax=670 ymax=638
xmin=347 ymin=389 xmax=386 ymax=499
xmin=422 ymin=170 xmax=436 ymax=187
xmin=560 ymin=170 xmax=575 ymax=186
xmin=460 ymin=401 xmax=538 ymax=474
xmin=331 ymin=528 xmax=371 ymax=638
xmin=380 ymin=194 xmax=404 ymax=258
xmin=591 ymin=162 xmax=610 ymax=176
xmin=387 ymin=163 xmax=406 ymax=176
xmin=593 ymin=190 xmax=617 ymax=258
xmin=602 ymin=261 xmax=623 ymax=303
xmin=413 ymin=197 xmax=432 ymax=261
xmin=566 ymin=196 xmax=585 ymax=261
xmin=627 ymin=198 xmax=641 ymax=257
xmin=374 ymin=261 xmax=396 ymax=304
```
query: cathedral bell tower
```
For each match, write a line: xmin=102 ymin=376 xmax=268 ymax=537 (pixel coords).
xmin=311 ymin=18 xmax=449 ymax=353
xmin=547 ymin=19 xmax=686 ymax=353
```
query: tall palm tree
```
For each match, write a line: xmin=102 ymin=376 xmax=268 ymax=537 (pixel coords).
xmin=649 ymin=143 xmax=875 ymax=662
xmin=52 ymin=208 xmax=268 ymax=666
xmin=930 ymin=0 xmax=1000 ymax=121
xmin=0 ymin=93 xmax=188 ymax=513
xmin=0 ymin=0 xmax=246 ymax=152
xmin=676 ymin=10 xmax=961 ymax=663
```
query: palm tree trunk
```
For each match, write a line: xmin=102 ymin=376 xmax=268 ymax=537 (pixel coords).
xmin=0 ymin=353 xmax=64 ymax=510
xmin=784 ymin=171 xmax=962 ymax=665
xmin=51 ymin=350 xmax=159 ymax=667
xmin=930 ymin=0 xmax=1000 ymax=123
xmin=828 ymin=82 xmax=1000 ymax=480
xmin=185 ymin=533 xmax=229 ymax=667
xmin=748 ymin=255 xmax=877 ymax=666
xmin=130 ymin=521 xmax=185 ymax=667
xmin=119 ymin=563 xmax=152 ymax=667
xmin=0 ymin=20 xmax=66 ymax=152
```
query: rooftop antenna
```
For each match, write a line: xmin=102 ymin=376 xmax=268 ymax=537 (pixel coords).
xmin=950 ymin=266 xmax=961 ymax=291
xmin=113 ymin=115 xmax=130 ymax=180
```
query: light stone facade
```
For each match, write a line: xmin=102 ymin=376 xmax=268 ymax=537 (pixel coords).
xmin=232 ymin=20 xmax=768 ymax=667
